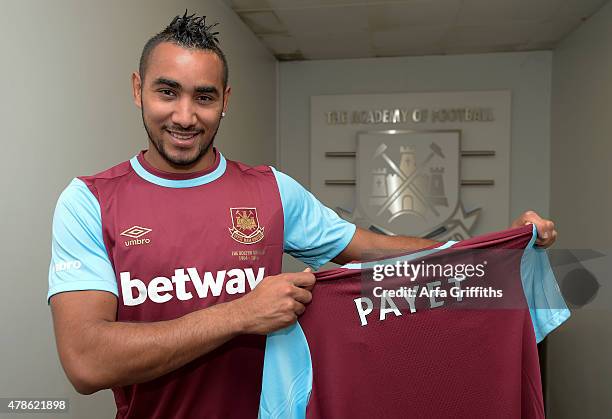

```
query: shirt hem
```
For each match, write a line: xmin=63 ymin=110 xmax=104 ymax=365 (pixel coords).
xmin=310 ymin=223 xmax=357 ymax=270
xmin=47 ymin=281 xmax=119 ymax=304
xmin=535 ymin=308 xmax=571 ymax=343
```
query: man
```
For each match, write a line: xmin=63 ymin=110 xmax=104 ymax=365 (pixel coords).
xmin=48 ymin=12 xmax=557 ymax=419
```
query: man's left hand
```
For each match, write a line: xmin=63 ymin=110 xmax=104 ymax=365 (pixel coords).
xmin=511 ymin=210 xmax=557 ymax=248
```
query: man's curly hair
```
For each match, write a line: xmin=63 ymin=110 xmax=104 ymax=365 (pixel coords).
xmin=139 ymin=11 xmax=228 ymax=87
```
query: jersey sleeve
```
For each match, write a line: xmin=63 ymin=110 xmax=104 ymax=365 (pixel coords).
xmin=520 ymin=224 xmax=571 ymax=343
xmin=271 ymin=168 xmax=357 ymax=270
xmin=47 ymin=178 xmax=118 ymax=303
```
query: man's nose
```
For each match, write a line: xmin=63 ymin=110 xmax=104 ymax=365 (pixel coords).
xmin=171 ymin=97 xmax=197 ymax=128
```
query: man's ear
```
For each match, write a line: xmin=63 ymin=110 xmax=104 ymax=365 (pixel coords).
xmin=222 ymin=85 xmax=231 ymax=115
xmin=131 ymin=72 xmax=142 ymax=109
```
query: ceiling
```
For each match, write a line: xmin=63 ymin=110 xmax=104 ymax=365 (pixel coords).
xmin=223 ymin=0 xmax=609 ymax=60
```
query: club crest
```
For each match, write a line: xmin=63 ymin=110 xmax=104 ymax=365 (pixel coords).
xmin=229 ymin=208 xmax=265 ymax=245
xmin=356 ymin=131 xmax=479 ymax=239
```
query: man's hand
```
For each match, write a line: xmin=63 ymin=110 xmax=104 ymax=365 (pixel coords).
xmin=511 ymin=210 xmax=557 ymax=248
xmin=234 ymin=269 xmax=315 ymax=335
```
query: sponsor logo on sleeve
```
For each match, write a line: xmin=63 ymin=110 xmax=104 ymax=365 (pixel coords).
xmin=54 ymin=260 xmax=82 ymax=272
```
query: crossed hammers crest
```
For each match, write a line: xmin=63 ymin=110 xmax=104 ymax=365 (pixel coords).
xmin=373 ymin=142 xmax=445 ymax=217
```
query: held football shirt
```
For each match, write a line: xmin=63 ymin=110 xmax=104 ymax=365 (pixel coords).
xmin=260 ymin=225 xmax=570 ymax=419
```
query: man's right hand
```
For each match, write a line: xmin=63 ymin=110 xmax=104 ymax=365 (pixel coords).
xmin=234 ymin=269 xmax=316 ymax=335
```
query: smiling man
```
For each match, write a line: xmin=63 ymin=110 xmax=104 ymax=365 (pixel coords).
xmin=135 ymin=40 xmax=228 ymax=171
xmin=48 ymin=12 xmax=557 ymax=419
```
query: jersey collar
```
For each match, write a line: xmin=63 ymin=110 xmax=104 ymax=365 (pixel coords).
xmin=130 ymin=148 xmax=227 ymax=188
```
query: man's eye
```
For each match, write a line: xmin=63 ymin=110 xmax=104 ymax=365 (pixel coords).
xmin=159 ymin=89 xmax=175 ymax=96
xmin=197 ymin=96 xmax=212 ymax=102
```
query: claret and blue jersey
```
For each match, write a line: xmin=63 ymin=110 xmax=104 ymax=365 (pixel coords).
xmin=48 ymin=148 xmax=356 ymax=419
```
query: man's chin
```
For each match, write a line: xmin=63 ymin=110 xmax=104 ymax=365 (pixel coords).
xmin=149 ymin=133 xmax=214 ymax=169
xmin=165 ymin=153 xmax=201 ymax=167
xmin=162 ymin=146 xmax=208 ymax=167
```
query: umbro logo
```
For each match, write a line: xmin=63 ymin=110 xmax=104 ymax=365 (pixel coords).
xmin=121 ymin=226 xmax=152 ymax=238
xmin=121 ymin=225 xmax=152 ymax=247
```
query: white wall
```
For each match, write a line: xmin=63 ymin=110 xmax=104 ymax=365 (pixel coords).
xmin=279 ymin=51 xmax=552 ymax=222
xmin=548 ymin=0 xmax=612 ymax=417
xmin=0 ymin=1 xmax=276 ymax=418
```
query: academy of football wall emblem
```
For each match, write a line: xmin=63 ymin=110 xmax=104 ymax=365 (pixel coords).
xmin=229 ymin=208 xmax=265 ymax=245
xmin=356 ymin=131 xmax=480 ymax=240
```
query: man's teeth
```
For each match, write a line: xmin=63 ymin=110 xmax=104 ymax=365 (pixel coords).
xmin=169 ymin=131 xmax=198 ymax=140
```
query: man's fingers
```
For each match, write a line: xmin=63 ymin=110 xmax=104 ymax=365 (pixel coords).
xmin=515 ymin=211 xmax=557 ymax=248
xmin=293 ymin=301 xmax=306 ymax=316
xmin=288 ymin=271 xmax=316 ymax=288
xmin=535 ymin=220 xmax=552 ymax=237
xmin=301 ymin=267 xmax=315 ymax=290
xmin=292 ymin=287 xmax=313 ymax=305
xmin=535 ymin=225 xmax=557 ymax=248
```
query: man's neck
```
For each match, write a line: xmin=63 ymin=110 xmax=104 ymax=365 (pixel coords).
xmin=144 ymin=146 xmax=216 ymax=174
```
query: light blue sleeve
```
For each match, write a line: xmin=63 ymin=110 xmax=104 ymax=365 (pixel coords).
xmin=271 ymin=168 xmax=357 ymax=269
xmin=259 ymin=323 xmax=312 ymax=419
xmin=47 ymin=178 xmax=118 ymax=303
xmin=520 ymin=224 xmax=571 ymax=343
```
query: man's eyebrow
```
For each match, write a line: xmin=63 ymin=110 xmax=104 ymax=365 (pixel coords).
xmin=152 ymin=78 xmax=181 ymax=89
xmin=195 ymin=85 xmax=219 ymax=95
xmin=152 ymin=79 xmax=219 ymax=95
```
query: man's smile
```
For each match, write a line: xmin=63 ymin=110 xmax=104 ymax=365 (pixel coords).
xmin=166 ymin=129 xmax=201 ymax=145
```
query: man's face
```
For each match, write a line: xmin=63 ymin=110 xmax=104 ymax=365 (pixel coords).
xmin=132 ymin=42 xmax=230 ymax=168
